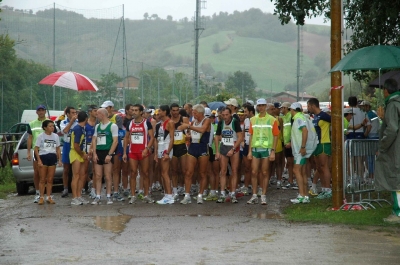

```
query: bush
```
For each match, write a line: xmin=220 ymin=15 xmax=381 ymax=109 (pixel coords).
xmin=0 ymin=164 xmax=15 ymax=185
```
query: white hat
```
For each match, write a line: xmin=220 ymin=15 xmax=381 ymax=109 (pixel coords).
xmin=101 ymin=100 xmax=114 ymax=108
xmin=256 ymin=98 xmax=267 ymax=105
xmin=204 ymin=107 xmax=211 ymax=117
xmin=289 ymin=102 xmax=302 ymax=110
xmin=118 ymin=109 xmax=125 ymax=114
xmin=224 ymin=98 xmax=239 ymax=107
xmin=359 ymin=100 xmax=371 ymax=106
xmin=149 ymin=109 xmax=155 ymax=116
xmin=246 ymin=99 xmax=255 ymax=106
xmin=281 ymin=102 xmax=291 ymax=108
xmin=343 ymin=108 xmax=355 ymax=114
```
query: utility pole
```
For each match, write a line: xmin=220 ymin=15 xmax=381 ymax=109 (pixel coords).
xmin=194 ymin=0 xmax=206 ymax=98
xmin=53 ymin=3 xmax=56 ymax=110
xmin=331 ymin=0 xmax=343 ymax=209
xmin=296 ymin=24 xmax=301 ymax=101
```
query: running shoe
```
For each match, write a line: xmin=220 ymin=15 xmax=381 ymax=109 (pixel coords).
xmin=81 ymin=188 xmax=86 ymax=195
xmin=177 ymin=186 xmax=185 ymax=196
xmin=34 ymin=194 xmax=40 ymax=203
xmin=172 ymin=193 xmax=179 ymax=201
xmin=129 ymin=196 xmax=137 ymax=204
xmin=143 ymin=195 xmax=154 ymax=203
xmin=197 ymin=195 xmax=203 ymax=204
xmin=78 ymin=197 xmax=90 ymax=205
xmin=46 ymin=196 xmax=55 ymax=204
xmin=155 ymin=182 xmax=163 ymax=191
xmin=106 ymin=197 xmax=113 ymax=205
xmin=61 ymin=189 xmax=69 ymax=198
xmin=204 ymin=193 xmax=218 ymax=201
xmin=282 ymin=183 xmax=294 ymax=190
xmin=290 ymin=195 xmax=311 ymax=204
xmin=88 ymin=181 xmax=93 ymax=191
xmin=276 ymin=180 xmax=282 ymax=189
xmin=240 ymin=186 xmax=249 ymax=196
xmin=71 ymin=198 xmax=83 ymax=206
xmin=202 ymin=190 xmax=208 ymax=197
xmin=91 ymin=197 xmax=101 ymax=205
xmin=38 ymin=197 xmax=44 ymax=205
xmin=236 ymin=191 xmax=245 ymax=198
xmin=257 ymin=187 xmax=262 ymax=197
xmin=123 ymin=189 xmax=130 ymax=197
xmin=260 ymin=195 xmax=267 ymax=205
xmin=216 ymin=195 xmax=226 ymax=203
xmin=180 ymin=196 xmax=192 ymax=204
xmin=308 ymin=188 xmax=319 ymax=196
xmin=247 ymin=195 xmax=258 ymax=204
xmin=317 ymin=191 xmax=332 ymax=199
xmin=157 ymin=196 xmax=174 ymax=205
xmin=113 ymin=192 xmax=125 ymax=202
xmin=137 ymin=192 xmax=144 ymax=200
xmin=89 ymin=189 xmax=97 ymax=199
xmin=151 ymin=183 xmax=157 ymax=192
xmin=231 ymin=195 xmax=238 ymax=203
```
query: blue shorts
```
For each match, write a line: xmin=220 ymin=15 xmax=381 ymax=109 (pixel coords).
xmin=61 ymin=144 xmax=71 ymax=164
xmin=40 ymin=153 xmax=57 ymax=167
xmin=188 ymin=143 xmax=208 ymax=158
xmin=240 ymin=144 xmax=249 ymax=158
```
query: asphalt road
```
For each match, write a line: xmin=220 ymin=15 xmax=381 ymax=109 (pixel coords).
xmin=1 ymin=188 xmax=399 ymax=265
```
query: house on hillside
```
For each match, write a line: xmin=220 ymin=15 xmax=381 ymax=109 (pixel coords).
xmin=116 ymin=76 xmax=140 ymax=90
xmin=271 ymin=91 xmax=315 ymax=103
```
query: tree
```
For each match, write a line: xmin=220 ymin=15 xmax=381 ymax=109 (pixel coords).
xmin=167 ymin=15 xmax=173 ymax=21
xmin=271 ymin=0 xmax=400 ymax=82
xmin=97 ymin=72 xmax=122 ymax=101
xmin=151 ymin=14 xmax=159 ymax=20
xmin=143 ymin=12 xmax=149 ymax=20
xmin=225 ymin=71 xmax=257 ymax=100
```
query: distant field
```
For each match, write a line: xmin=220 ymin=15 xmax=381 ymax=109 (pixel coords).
xmin=167 ymin=31 xmax=322 ymax=92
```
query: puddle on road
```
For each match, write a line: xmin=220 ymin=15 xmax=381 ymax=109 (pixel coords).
xmin=94 ymin=215 xmax=132 ymax=233
xmin=251 ymin=213 xmax=283 ymax=219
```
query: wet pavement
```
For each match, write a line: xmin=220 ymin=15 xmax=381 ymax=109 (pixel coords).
xmin=1 ymin=188 xmax=399 ymax=265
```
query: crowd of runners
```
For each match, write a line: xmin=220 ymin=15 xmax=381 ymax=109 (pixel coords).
xmin=27 ymin=95 xmax=380 ymax=206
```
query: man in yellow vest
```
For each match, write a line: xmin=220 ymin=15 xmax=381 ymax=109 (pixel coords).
xmin=247 ymin=98 xmax=280 ymax=205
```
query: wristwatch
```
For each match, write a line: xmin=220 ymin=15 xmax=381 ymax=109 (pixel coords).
xmin=301 ymin=146 xmax=305 ymax=148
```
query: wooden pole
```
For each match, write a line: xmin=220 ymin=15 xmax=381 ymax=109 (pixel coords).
xmin=331 ymin=0 xmax=343 ymax=209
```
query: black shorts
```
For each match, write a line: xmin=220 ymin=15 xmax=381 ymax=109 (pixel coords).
xmin=284 ymin=145 xmax=293 ymax=158
xmin=209 ymin=146 xmax=215 ymax=162
xmin=173 ymin=143 xmax=188 ymax=158
xmin=95 ymin=149 xmax=114 ymax=165
xmin=188 ymin=143 xmax=208 ymax=158
xmin=240 ymin=144 xmax=249 ymax=158
xmin=39 ymin=153 xmax=57 ymax=167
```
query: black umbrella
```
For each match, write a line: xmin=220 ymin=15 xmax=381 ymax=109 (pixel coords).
xmin=208 ymin=101 xmax=226 ymax=111
xmin=369 ymin=70 xmax=400 ymax=88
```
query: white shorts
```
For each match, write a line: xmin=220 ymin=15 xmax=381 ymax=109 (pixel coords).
xmin=157 ymin=142 xmax=173 ymax=159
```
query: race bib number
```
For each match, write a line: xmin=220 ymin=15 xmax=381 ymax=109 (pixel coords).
xmin=97 ymin=133 xmax=106 ymax=146
xmin=43 ymin=139 xmax=56 ymax=153
xmin=174 ymin=131 xmax=183 ymax=141
xmin=131 ymin=132 xmax=144 ymax=144
xmin=65 ymin=135 xmax=71 ymax=143
xmin=222 ymin=137 xmax=234 ymax=146
xmin=191 ymin=131 xmax=201 ymax=143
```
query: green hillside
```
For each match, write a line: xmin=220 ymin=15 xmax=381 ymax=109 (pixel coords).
xmin=167 ymin=31 xmax=321 ymax=92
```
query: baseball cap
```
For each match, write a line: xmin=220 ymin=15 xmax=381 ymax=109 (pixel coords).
xmin=36 ymin=104 xmax=46 ymax=110
xmin=273 ymin=102 xmax=281 ymax=108
xmin=224 ymin=98 xmax=239 ymax=107
xmin=289 ymin=102 xmax=302 ymax=110
xmin=144 ymin=108 xmax=152 ymax=113
xmin=246 ymin=100 xmax=255 ymax=106
xmin=359 ymin=100 xmax=371 ymax=106
xmin=204 ymin=107 xmax=211 ymax=117
xmin=256 ymin=98 xmax=267 ymax=105
xmin=101 ymin=100 xmax=114 ymax=108
xmin=343 ymin=108 xmax=355 ymax=114
xmin=281 ymin=102 xmax=291 ymax=108
xmin=238 ymin=109 xmax=245 ymax=115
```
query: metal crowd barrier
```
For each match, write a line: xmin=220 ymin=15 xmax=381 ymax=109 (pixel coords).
xmin=341 ymin=139 xmax=391 ymax=210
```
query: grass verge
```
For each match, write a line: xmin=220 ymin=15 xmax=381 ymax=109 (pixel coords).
xmin=0 ymin=182 xmax=16 ymax=199
xmin=284 ymin=193 xmax=400 ymax=228
xmin=0 ymin=163 xmax=16 ymax=199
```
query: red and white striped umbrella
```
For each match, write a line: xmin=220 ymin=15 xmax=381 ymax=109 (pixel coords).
xmin=39 ymin=71 xmax=99 ymax=91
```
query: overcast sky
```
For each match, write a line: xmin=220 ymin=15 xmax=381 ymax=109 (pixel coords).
xmin=2 ymin=0 xmax=326 ymax=25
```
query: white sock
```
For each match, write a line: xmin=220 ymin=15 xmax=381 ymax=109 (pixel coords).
xmin=221 ymin=191 xmax=226 ymax=196
xmin=185 ymin=193 xmax=190 ymax=197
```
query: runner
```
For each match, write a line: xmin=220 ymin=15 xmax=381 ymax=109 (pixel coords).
xmin=154 ymin=105 xmax=175 ymax=204
xmin=241 ymin=104 xmax=255 ymax=195
xmin=180 ymin=104 xmax=212 ymax=204
xmin=121 ymin=104 xmax=135 ymax=197
xmin=170 ymin=103 xmax=189 ymax=200
xmin=70 ymin=111 xmax=89 ymax=205
xmin=90 ymin=108 xmax=119 ymax=205
xmin=101 ymin=100 xmax=125 ymax=202
xmin=34 ymin=120 xmax=62 ymax=205
xmin=247 ymin=98 xmax=279 ymax=205
xmin=60 ymin=107 xmax=78 ymax=198
xmin=123 ymin=104 xmax=154 ymax=204
xmin=214 ymin=107 xmax=243 ymax=203
xmin=85 ymin=105 xmax=98 ymax=199
xmin=204 ymin=111 xmax=220 ymax=201
xmin=27 ymin=105 xmax=52 ymax=203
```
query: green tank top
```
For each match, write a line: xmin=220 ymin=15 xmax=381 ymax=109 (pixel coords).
xmin=96 ymin=122 xmax=113 ymax=151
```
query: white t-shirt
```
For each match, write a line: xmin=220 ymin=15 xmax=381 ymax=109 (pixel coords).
xmin=349 ymin=107 xmax=369 ymax=133
xmin=35 ymin=132 xmax=60 ymax=155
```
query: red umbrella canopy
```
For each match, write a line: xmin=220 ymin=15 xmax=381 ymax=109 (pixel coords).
xmin=39 ymin=71 xmax=99 ymax=91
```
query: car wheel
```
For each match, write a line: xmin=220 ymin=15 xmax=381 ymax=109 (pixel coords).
xmin=16 ymin=182 xmax=29 ymax=195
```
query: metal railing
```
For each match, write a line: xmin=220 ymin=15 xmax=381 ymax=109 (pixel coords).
xmin=0 ymin=133 xmax=23 ymax=168
xmin=342 ymin=139 xmax=391 ymax=210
